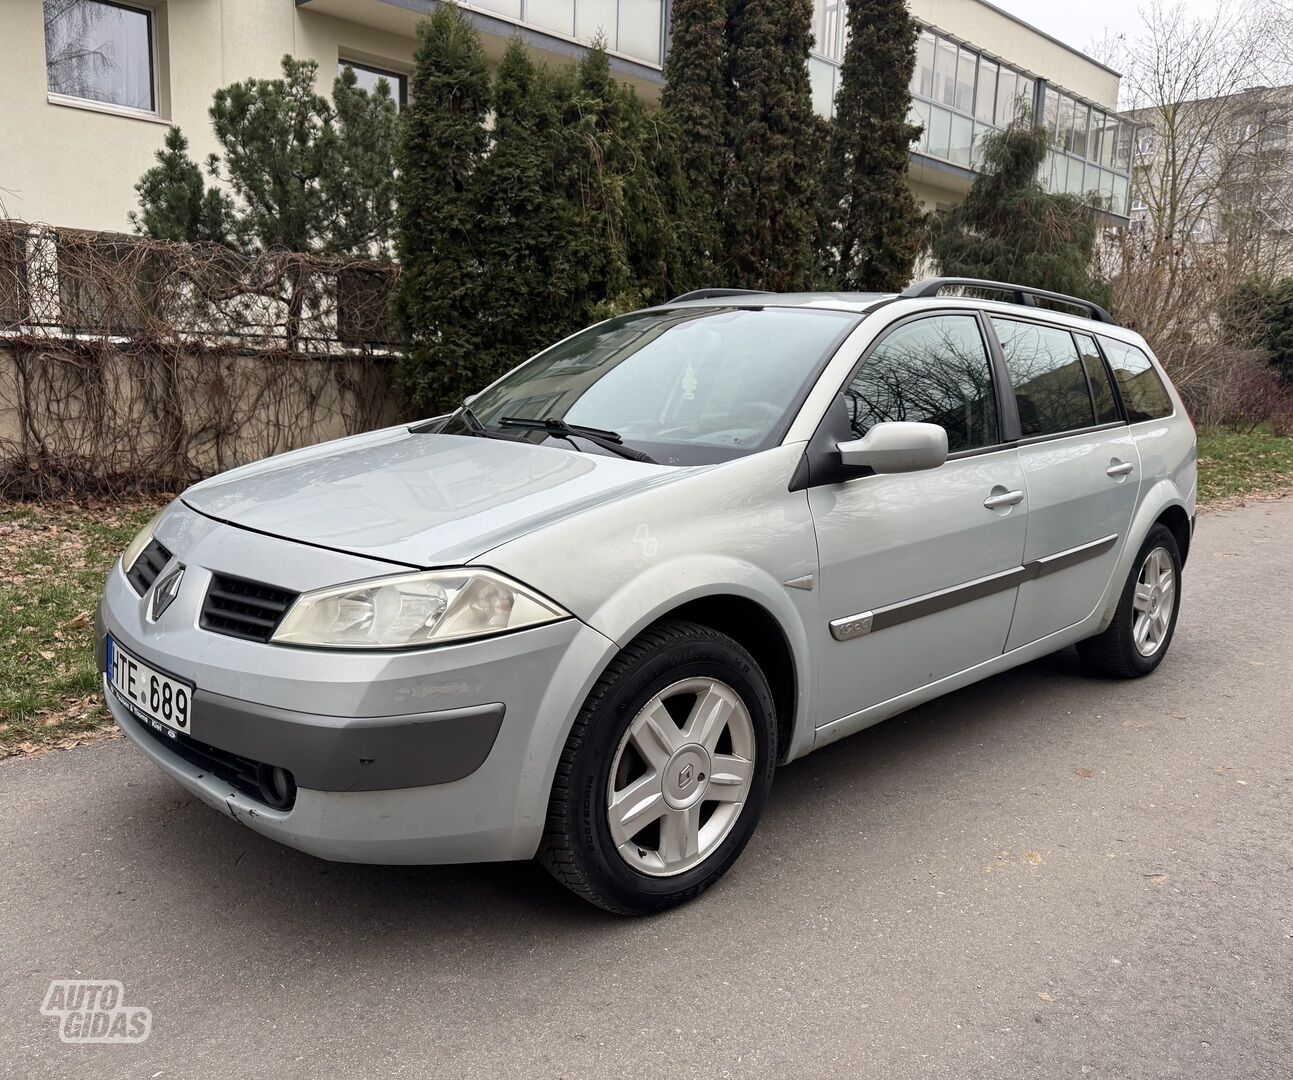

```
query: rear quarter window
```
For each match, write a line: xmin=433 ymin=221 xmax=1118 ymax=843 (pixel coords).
xmin=1098 ymin=337 xmax=1174 ymax=422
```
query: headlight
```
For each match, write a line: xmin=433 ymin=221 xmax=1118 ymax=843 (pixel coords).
xmin=120 ymin=509 xmax=166 ymax=575
xmin=271 ymin=569 xmax=569 ymax=649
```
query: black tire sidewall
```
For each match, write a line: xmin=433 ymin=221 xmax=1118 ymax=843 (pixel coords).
xmin=569 ymin=630 xmax=776 ymax=911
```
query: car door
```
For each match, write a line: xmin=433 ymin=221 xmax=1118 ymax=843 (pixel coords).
xmin=988 ymin=319 xmax=1141 ymax=650
xmin=807 ymin=311 xmax=1029 ymax=728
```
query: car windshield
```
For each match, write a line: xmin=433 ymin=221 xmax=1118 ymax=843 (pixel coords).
xmin=446 ymin=306 xmax=859 ymax=466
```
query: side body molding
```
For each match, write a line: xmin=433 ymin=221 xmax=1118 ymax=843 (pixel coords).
xmin=830 ymin=535 xmax=1118 ymax=641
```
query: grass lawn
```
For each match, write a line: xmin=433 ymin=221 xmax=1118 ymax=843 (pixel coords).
xmin=0 ymin=499 xmax=165 ymax=756
xmin=3 ymin=430 xmax=1293 ymax=757
xmin=1197 ymin=429 xmax=1293 ymax=505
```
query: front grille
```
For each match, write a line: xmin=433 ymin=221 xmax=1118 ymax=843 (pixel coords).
xmin=126 ymin=539 xmax=172 ymax=595
xmin=200 ymin=573 xmax=298 ymax=643
xmin=126 ymin=710 xmax=296 ymax=811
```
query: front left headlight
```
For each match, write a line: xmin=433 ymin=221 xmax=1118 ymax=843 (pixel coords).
xmin=270 ymin=568 xmax=570 ymax=649
xmin=120 ymin=508 xmax=166 ymax=575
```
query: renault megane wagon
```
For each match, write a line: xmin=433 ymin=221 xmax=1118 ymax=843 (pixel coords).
xmin=97 ymin=278 xmax=1197 ymax=913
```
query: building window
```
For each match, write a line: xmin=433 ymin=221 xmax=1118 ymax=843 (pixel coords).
xmin=339 ymin=60 xmax=408 ymax=110
xmin=44 ymin=0 xmax=156 ymax=113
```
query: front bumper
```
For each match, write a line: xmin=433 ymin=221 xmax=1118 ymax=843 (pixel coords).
xmin=98 ymin=501 xmax=618 ymax=864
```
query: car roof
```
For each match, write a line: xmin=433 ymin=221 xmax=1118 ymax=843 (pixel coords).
xmin=664 ymin=291 xmax=895 ymax=315
xmin=660 ymin=288 xmax=1147 ymax=344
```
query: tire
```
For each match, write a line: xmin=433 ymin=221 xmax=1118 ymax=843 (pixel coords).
xmin=538 ymin=619 xmax=777 ymax=915
xmin=1078 ymin=523 xmax=1182 ymax=678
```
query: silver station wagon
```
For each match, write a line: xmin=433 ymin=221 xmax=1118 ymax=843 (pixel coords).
xmin=98 ymin=278 xmax=1197 ymax=913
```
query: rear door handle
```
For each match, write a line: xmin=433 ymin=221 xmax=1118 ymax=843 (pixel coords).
xmin=1106 ymin=461 xmax=1135 ymax=478
xmin=983 ymin=490 xmax=1025 ymax=510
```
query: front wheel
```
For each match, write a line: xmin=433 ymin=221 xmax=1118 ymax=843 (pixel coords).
xmin=1078 ymin=523 xmax=1182 ymax=677
xmin=538 ymin=620 xmax=777 ymax=914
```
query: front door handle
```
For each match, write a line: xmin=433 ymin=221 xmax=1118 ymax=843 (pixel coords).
xmin=983 ymin=489 xmax=1025 ymax=510
xmin=1106 ymin=461 xmax=1135 ymax=478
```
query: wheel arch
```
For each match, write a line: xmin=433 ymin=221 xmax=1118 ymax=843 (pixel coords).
xmin=658 ymin=595 xmax=800 ymax=765
xmin=1095 ymin=481 xmax=1192 ymax=632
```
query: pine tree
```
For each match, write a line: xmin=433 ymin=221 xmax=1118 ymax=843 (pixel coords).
xmin=131 ymin=127 xmax=236 ymax=245
xmin=928 ymin=122 xmax=1111 ymax=306
xmin=133 ymin=59 xmax=399 ymax=255
xmin=661 ymin=0 xmax=729 ymax=288
xmin=819 ymin=0 xmax=924 ymax=291
xmin=393 ymin=3 xmax=491 ymax=412
xmin=722 ymin=0 xmax=820 ymax=291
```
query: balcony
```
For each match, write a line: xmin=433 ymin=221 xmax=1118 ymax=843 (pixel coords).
xmin=296 ymin=0 xmax=666 ymax=90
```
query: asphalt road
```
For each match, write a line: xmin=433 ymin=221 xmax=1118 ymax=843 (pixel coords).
xmin=2 ymin=500 xmax=1291 ymax=1080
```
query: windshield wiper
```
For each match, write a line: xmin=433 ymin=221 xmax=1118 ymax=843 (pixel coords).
xmin=499 ymin=417 xmax=658 ymax=464
xmin=411 ymin=401 xmax=505 ymax=438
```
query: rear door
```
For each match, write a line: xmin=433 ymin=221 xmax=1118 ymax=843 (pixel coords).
xmin=988 ymin=318 xmax=1141 ymax=650
xmin=808 ymin=311 xmax=1029 ymax=726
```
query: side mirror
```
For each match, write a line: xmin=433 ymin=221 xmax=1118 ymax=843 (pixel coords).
xmin=837 ymin=421 xmax=949 ymax=474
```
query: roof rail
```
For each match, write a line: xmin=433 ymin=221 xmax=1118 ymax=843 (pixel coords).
xmin=901 ymin=278 xmax=1117 ymax=325
xmin=668 ymin=288 xmax=772 ymax=303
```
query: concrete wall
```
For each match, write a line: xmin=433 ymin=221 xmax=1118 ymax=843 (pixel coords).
xmin=0 ymin=339 xmax=402 ymax=493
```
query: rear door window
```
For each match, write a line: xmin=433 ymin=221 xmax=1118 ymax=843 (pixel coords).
xmin=1097 ymin=336 xmax=1174 ymax=421
xmin=991 ymin=318 xmax=1096 ymax=437
xmin=844 ymin=314 xmax=1000 ymax=453
xmin=1074 ymin=333 xmax=1121 ymax=424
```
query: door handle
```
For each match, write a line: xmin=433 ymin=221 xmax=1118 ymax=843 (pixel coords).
xmin=983 ymin=489 xmax=1025 ymax=510
xmin=1106 ymin=461 xmax=1135 ymax=478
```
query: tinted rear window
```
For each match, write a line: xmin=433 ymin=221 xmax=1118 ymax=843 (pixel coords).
xmin=1075 ymin=333 xmax=1121 ymax=424
xmin=992 ymin=318 xmax=1096 ymax=437
xmin=1098 ymin=337 xmax=1174 ymax=422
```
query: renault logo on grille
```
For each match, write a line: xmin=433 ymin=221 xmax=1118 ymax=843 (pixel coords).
xmin=149 ymin=565 xmax=185 ymax=622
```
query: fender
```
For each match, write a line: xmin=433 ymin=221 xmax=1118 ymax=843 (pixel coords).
xmin=1094 ymin=476 xmax=1191 ymax=632
xmin=578 ymin=554 xmax=818 ymax=763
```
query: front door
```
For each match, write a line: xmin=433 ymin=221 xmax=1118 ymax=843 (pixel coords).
xmin=808 ymin=312 xmax=1028 ymax=727
xmin=988 ymin=320 xmax=1142 ymax=650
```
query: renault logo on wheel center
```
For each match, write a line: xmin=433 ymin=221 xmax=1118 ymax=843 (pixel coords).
xmin=678 ymin=763 xmax=694 ymax=788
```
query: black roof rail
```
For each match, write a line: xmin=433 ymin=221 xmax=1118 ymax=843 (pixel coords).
xmin=901 ymin=278 xmax=1117 ymax=325
xmin=668 ymin=288 xmax=772 ymax=303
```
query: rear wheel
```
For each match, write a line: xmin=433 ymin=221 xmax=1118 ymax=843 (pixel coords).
xmin=539 ymin=620 xmax=776 ymax=914
xmin=1078 ymin=524 xmax=1182 ymax=677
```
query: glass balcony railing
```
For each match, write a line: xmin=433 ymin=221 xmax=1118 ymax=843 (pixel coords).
xmin=463 ymin=0 xmax=666 ymax=67
xmin=806 ymin=1 xmax=1135 ymax=217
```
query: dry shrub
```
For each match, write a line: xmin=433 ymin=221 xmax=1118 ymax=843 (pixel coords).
xmin=1173 ymin=345 xmax=1293 ymax=431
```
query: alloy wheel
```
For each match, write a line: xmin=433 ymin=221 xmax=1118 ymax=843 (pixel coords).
xmin=1132 ymin=546 xmax=1176 ymax=657
xmin=606 ymin=677 xmax=756 ymax=877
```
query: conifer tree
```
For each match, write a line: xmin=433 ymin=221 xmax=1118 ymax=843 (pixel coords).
xmin=722 ymin=0 xmax=820 ymax=291
xmin=471 ymin=38 xmax=574 ymax=378
xmin=132 ymin=59 xmax=398 ymax=255
xmin=130 ymin=127 xmax=236 ymax=245
xmin=929 ymin=122 xmax=1111 ymax=306
xmin=393 ymin=3 xmax=491 ymax=412
xmin=819 ymin=0 xmax=924 ymax=291
xmin=661 ymin=0 xmax=729 ymax=287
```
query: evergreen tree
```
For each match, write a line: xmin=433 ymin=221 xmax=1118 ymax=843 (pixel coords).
xmin=818 ymin=0 xmax=924 ymax=291
xmin=928 ymin=122 xmax=1111 ymax=306
xmin=661 ymin=0 xmax=729 ymax=287
xmin=132 ymin=59 xmax=398 ymax=255
xmin=393 ymin=3 xmax=491 ymax=412
xmin=130 ymin=127 xmax=236 ymax=245
xmin=471 ymin=39 xmax=574 ymax=378
xmin=722 ymin=0 xmax=820 ymax=291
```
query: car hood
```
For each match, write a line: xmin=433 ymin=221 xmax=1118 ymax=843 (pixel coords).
xmin=181 ymin=426 xmax=685 ymax=568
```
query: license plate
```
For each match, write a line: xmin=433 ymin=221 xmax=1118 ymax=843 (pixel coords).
xmin=106 ymin=636 xmax=194 ymax=737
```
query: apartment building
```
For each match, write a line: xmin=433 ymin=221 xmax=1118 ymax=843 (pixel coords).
xmin=1 ymin=0 xmax=1133 ymax=233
